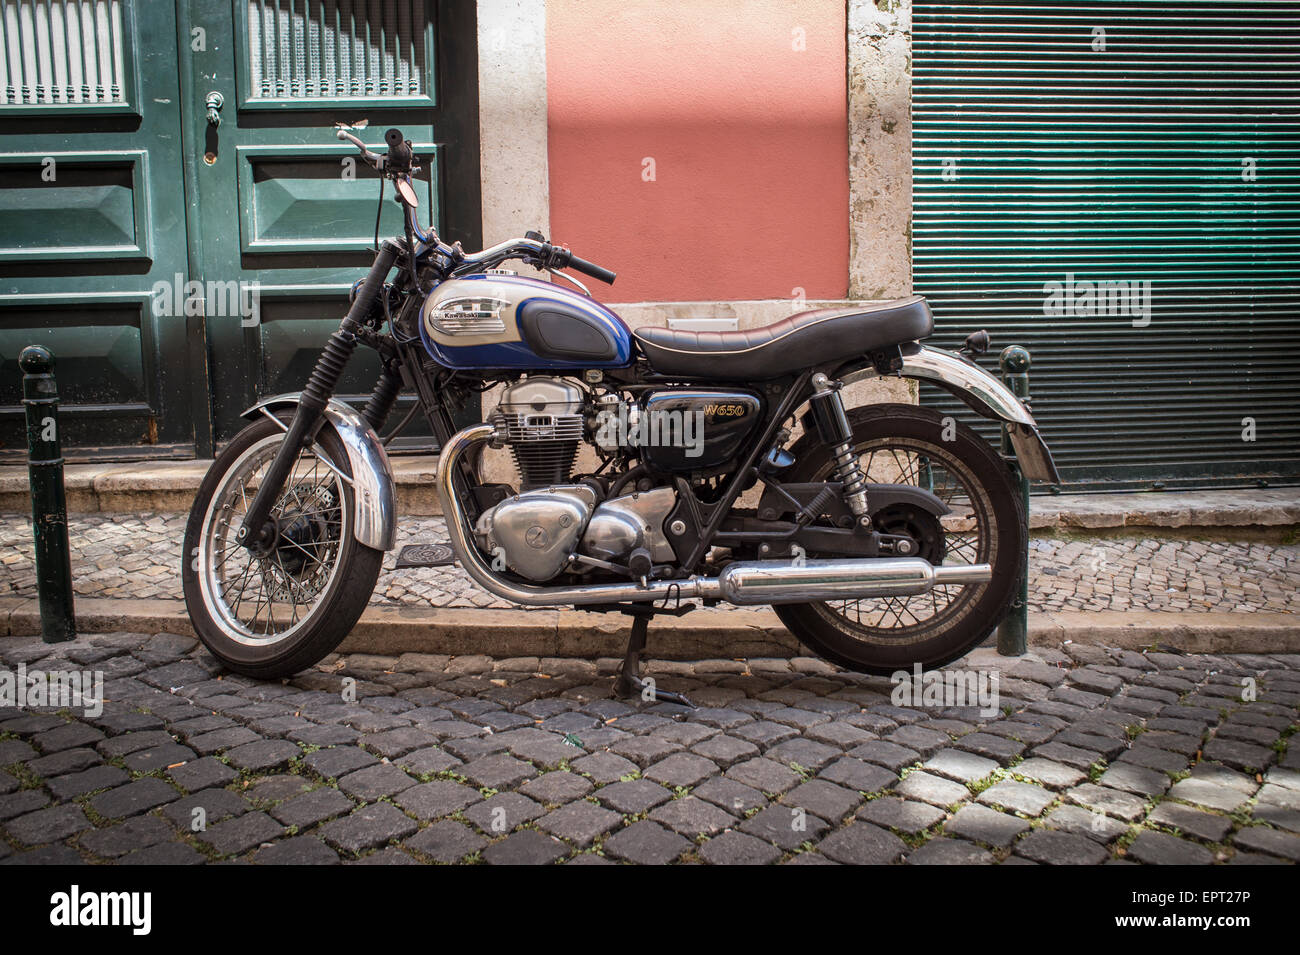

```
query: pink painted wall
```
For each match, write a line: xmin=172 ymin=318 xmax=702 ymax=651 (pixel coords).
xmin=545 ymin=0 xmax=849 ymax=303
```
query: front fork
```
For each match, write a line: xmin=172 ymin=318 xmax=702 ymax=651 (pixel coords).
xmin=238 ymin=240 xmax=401 ymax=552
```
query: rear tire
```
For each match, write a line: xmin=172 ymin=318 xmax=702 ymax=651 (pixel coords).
xmin=181 ymin=414 xmax=384 ymax=679
xmin=774 ymin=403 xmax=1026 ymax=675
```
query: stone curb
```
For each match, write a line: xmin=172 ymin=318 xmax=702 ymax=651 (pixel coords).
xmin=0 ymin=457 xmax=442 ymax=516
xmin=2 ymin=460 xmax=1295 ymax=531
xmin=1028 ymin=488 xmax=1300 ymax=533
xmin=1 ymin=596 xmax=1294 ymax=658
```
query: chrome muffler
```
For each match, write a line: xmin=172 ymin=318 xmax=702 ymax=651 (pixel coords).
xmin=436 ymin=424 xmax=993 ymax=608
xmin=716 ymin=557 xmax=992 ymax=605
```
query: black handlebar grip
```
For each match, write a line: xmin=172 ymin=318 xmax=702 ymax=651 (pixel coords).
xmin=562 ymin=251 xmax=617 ymax=285
xmin=384 ymin=127 xmax=412 ymax=172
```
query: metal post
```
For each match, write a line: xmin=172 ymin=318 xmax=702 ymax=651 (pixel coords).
xmin=997 ymin=345 xmax=1031 ymax=657
xmin=20 ymin=346 xmax=76 ymax=643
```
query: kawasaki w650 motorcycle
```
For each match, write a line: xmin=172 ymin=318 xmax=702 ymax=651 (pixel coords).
xmin=182 ymin=126 xmax=1059 ymax=698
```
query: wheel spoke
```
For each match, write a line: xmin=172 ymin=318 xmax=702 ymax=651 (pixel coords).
xmin=200 ymin=435 xmax=347 ymax=645
xmin=804 ymin=432 xmax=995 ymax=638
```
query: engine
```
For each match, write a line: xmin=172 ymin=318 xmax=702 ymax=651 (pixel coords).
xmin=490 ymin=377 xmax=585 ymax=490
xmin=487 ymin=376 xmax=762 ymax=488
xmin=472 ymin=483 xmax=678 ymax=583
xmin=476 ymin=376 xmax=680 ymax=582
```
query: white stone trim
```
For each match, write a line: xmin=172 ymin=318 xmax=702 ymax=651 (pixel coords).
xmin=848 ymin=0 xmax=913 ymax=299
xmin=476 ymin=0 xmax=550 ymax=247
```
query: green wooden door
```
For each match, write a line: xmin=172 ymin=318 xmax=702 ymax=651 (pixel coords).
xmin=184 ymin=0 xmax=441 ymax=446
xmin=0 ymin=0 xmax=199 ymax=460
xmin=912 ymin=1 xmax=1300 ymax=490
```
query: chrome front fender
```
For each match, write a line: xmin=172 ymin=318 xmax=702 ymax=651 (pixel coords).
xmin=241 ymin=394 xmax=397 ymax=551
xmin=844 ymin=345 xmax=1061 ymax=483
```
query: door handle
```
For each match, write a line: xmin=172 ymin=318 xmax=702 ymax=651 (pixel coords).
xmin=205 ymin=91 xmax=224 ymax=128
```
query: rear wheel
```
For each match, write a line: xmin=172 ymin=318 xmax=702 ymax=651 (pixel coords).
xmin=181 ymin=414 xmax=384 ymax=679
xmin=774 ymin=403 xmax=1025 ymax=674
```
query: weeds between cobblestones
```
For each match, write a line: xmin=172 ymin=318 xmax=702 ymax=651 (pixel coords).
xmin=0 ymin=632 xmax=1298 ymax=864
xmin=1 ymin=514 xmax=1297 ymax=614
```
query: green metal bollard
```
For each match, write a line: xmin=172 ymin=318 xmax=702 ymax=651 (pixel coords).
xmin=997 ymin=345 xmax=1031 ymax=657
xmin=20 ymin=346 xmax=76 ymax=643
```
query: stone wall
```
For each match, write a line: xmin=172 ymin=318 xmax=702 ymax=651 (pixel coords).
xmin=478 ymin=1 xmax=916 ymax=312
xmin=847 ymin=0 xmax=914 ymax=300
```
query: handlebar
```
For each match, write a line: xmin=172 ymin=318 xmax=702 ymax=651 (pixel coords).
xmin=551 ymin=248 xmax=618 ymax=285
xmin=384 ymin=127 xmax=413 ymax=175
xmin=335 ymin=128 xmax=382 ymax=168
xmin=337 ymin=126 xmax=616 ymax=286
xmin=454 ymin=238 xmax=617 ymax=286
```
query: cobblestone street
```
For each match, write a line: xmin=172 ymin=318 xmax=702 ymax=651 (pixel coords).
xmin=1 ymin=633 xmax=1297 ymax=865
xmin=1 ymin=513 xmax=1297 ymax=615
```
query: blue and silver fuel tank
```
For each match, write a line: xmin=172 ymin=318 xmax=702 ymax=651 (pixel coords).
xmin=419 ymin=273 xmax=634 ymax=370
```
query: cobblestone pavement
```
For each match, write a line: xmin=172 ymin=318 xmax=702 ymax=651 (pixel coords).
xmin=0 ymin=633 xmax=1297 ymax=865
xmin=1 ymin=513 xmax=1296 ymax=615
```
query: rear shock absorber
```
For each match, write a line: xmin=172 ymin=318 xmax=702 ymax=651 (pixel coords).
xmin=809 ymin=373 xmax=871 ymax=527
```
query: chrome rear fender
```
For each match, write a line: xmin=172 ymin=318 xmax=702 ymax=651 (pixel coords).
xmin=844 ymin=345 xmax=1060 ymax=483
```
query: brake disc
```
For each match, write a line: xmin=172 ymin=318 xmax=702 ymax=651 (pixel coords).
xmin=265 ymin=483 xmax=340 ymax=601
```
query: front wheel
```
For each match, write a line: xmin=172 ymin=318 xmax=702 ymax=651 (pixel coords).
xmin=181 ymin=413 xmax=384 ymax=679
xmin=774 ymin=403 xmax=1026 ymax=675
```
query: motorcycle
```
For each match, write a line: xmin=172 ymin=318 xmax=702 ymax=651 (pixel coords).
xmin=181 ymin=125 xmax=1059 ymax=699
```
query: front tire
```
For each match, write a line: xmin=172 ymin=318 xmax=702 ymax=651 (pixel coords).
xmin=181 ymin=414 xmax=384 ymax=679
xmin=774 ymin=403 xmax=1026 ymax=675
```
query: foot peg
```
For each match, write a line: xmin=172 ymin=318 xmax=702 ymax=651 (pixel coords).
xmin=612 ymin=608 xmax=695 ymax=708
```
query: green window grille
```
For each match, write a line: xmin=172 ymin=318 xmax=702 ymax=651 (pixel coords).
xmin=245 ymin=0 xmax=427 ymax=101
xmin=0 ymin=0 xmax=127 ymax=105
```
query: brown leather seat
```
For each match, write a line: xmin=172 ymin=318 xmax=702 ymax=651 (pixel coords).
xmin=632 ymin=297 xmax=933 ymax=380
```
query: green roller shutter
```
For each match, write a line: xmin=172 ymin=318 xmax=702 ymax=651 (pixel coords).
xmin=912 ymin=1 xmax=1300 ymax=489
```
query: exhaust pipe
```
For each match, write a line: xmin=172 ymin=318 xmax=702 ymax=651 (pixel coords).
xmin=717 ymin=557 xmax=992 ymax=605
xmin=436 ymin=424 xmax=992 ymax=608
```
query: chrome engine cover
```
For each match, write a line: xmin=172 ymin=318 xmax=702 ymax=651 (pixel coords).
xmin=580 ymin=487 xmax=677 ymax=564
xmin=473 ymin=485 xmax=597 ymax=582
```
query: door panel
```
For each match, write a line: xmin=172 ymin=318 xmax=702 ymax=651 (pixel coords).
xmin=235 ymin=141 xmax=438 ymax=252
xmin=0 ymin=0 xmax=138 ymax=113
xmin=188 ymin=0 xmax=440 ymax=444
xmin=0 ymin=0 xmax=194 ymax=460
xmin=0 ymin=150 xmax=151 ymax=260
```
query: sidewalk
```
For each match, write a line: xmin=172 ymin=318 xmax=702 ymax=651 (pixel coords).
xmin=0 ymin=633 xmax=1296 ymax=865
xmin=2 ymin=457 xmax=1298 ymax=528
xmin=0 ymin=488 xmax=1296 ymax=655
xmin=0 ymin=493 xmax=1294 ymax=657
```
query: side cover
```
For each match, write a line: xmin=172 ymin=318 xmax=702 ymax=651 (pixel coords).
xmin=639 ymin=389 xmax=763 ymax=472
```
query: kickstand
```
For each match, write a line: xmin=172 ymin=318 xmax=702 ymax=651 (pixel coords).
xmin=612 ymin=609 xmax=695 ymax=708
